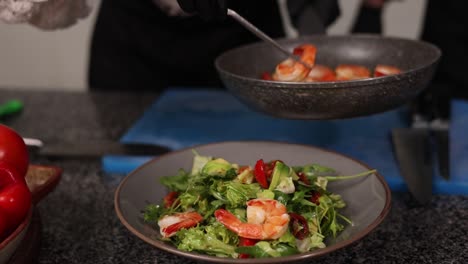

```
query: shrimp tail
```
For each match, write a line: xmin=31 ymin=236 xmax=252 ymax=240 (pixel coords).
xmin=163 ymin=219 xmax=198 ymax=237
xmin=159 ymin=211 xmax=203 ymax=238
xmin=214 ymin=209 xmax=264 ymax=239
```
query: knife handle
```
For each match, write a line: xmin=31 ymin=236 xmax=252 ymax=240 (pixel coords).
xmin=0 ymin=100 xmax=23 ymax=119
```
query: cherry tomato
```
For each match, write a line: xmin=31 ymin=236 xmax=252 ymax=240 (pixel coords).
xmin=310 ymin=191 xmax=321 ymax=205
xmin=0 ymin=124 xmax=29 ymax=179
xmin=297 ymin=172 xmax=310 ymax=185
xmin=289 ymin=212 xmax=310 ymax=240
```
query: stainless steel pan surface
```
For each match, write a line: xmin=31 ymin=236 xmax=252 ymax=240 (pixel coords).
xmin=215 ymin=34 xmax=441 ymax=120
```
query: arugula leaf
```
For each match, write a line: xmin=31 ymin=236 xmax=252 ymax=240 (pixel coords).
xmin=323 ymin=169 xmax=377 ymax=181
xmin=237 ymin=242 xmax=299 ymax=258
xmin=160 ymin=169 xmax=190 ymax=192
xmin=293 ymin=164 xmax=337 ymax=179
xmin=142 ymin=204 xmax=164 ymax=223
xmin=176 ymin=224 xmax=239 ymax=258
xmin=210 ymin=180 xmax=261 ymax=207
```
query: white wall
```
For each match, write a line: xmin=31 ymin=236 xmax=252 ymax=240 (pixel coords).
xmin=329 ymin=0 xmax=427 ymax=38
xmin=0 ymin=0 xmax=100 ymax=91
xmin=0 ymin=0 xmax=426 ymax=92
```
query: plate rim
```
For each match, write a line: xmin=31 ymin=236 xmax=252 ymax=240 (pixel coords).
xmin=114 ymin=140 xmax=392 ymax=263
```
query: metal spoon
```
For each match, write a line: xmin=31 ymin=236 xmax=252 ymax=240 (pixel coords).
xmin=227 ymin=9 xmax=313 ymax=69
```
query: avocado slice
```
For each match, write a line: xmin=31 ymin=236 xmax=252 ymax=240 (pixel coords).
xmin=269 ymin=162 xmax=295 ymax=194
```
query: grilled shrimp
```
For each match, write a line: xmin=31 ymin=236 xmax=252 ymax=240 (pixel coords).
xmin=158 ymin=211 xmax=203 ymax=238
xmin=272 ymin=44 xmax=317 ymax=82
xmin=335 ymin=64 xmax=371 ymax=80
xmin=214 ymin=198 xmax=290 ymax=240
xmin=304 ymin=64 xmax=336 ymax=82
xmin=374 ymin=64 xmax=402 ymax=77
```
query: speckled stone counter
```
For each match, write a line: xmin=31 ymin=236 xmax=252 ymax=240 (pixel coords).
xmin=1 ymin=89 xmax=467 ymax=264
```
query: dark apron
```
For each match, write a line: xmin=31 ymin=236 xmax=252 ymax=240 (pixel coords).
xmin=88 ymin=0 xmax=285 ymax=91
xmin=416 ymin=0 xmax=468 ymax=119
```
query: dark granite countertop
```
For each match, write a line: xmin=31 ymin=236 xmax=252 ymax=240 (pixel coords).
xmin=1 ymin=89 xmax=467 ymax=264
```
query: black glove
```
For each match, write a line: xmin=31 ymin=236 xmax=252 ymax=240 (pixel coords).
xmin=177 ymin=0 xmax=228 ymax=20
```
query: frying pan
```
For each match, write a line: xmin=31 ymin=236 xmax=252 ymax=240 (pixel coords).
xmin=215 ymin=34 xmax=441 ymax=120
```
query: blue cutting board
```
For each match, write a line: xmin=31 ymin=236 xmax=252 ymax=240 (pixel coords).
xmin=103 ymin=88 xmax=468 ymax=195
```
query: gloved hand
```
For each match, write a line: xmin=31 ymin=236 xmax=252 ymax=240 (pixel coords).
xmin=176 ymin=0 xmax=228 ymax=20
xmin=29 ymin=0 xmax=91 ymax=30
xmin=0 ymin=0 xmax=92 ymax=30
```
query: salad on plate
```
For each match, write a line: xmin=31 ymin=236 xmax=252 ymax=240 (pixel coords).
xmin=143 ymin=151 xmax=375 ymax=259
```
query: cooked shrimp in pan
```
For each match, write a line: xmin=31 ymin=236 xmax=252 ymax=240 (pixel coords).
xmin=272 ymin=44 xmax=316 ymax=82
xmin=335 ymin=64 xmax=371 ymax=81
xmin=304 ymin=64 xmax=336 ymax=82
xmin=374 ymin=64 xmax=402 ymax=77
xmin=214 ymin=198 xmax=290 ymax=240
xmin=261 ymin=43 xmax=402 ymax=82
xmin=158 ymin=211 xmax=203 ymax=238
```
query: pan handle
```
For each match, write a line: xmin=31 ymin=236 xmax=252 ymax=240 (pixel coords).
xmin=227 ymin=9 xmax=313 ymax=69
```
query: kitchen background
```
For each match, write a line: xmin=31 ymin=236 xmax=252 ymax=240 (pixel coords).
xmin=0 ymin=0 xmax=427 ymax=92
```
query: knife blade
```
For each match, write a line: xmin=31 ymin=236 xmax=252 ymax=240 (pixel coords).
xmin=432 ymin=128 xmax=449 ymax=180
xmin=24 ymin=138 xmax=171 ymax=158
xmin=430 ymin=96 xmax=451 ymax=180
xmin=391 ymin=128 xmax=433 ymax=204
xmin=427 ymin=84 xmax=451 ymax=180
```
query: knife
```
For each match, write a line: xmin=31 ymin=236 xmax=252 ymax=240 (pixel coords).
xmin=24 ymin=138 xmax=171 ymax=158
xmin=391 ymin=127 xmax=433 ymax=204
xmin=391 ymin=98 xmax=434 ymax=205
xmin=433 ymin=128 xmax=449 ymax=180
xmin=430 ymin=95 xmax=451 ymax=180
xmin=0 ymin=100 xmax=23 ymax=120
xmin=391 ymin=86 xmax=451 ymax=204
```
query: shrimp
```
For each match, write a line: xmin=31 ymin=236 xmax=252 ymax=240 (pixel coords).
xmin=272 ymin=44 xmax=317 ymax=82
xmin=304 ymin=64 xmax=336 ymax=82
xmin=158 ymin=211 xmax=203 ymax=238
xmin=374 ymin=64 xmax=401 ymax=77
xmin=214 ymin=198 xmax=290 ymax=240
xmin=335 ymin=64 xmax=371 ymax=81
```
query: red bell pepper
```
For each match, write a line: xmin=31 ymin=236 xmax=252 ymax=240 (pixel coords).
xmin=261 ymin=72 xmax=273 ymax=80
xmin=238 ymin=237 xmax=258 ymax=258
xmin=0 ymin=124 xmax=30 ymax=179
xmin=0 ymin=125 xmax=32 ymax=240
xmin=264 ymin=160 xmax=283 ymax=179
xmin=0 ymin=162 xmax=31 ymax=240
xmin=254 ymin=159 xmax=268 ymax=189
xmin=163 ymin=191 xmax=179 ymax=208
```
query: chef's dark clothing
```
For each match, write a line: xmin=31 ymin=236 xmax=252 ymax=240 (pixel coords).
xmin=415 ymin=0 xmax=468 ymax=119
xmin=88 ymin=0 xmax=339 ymax=91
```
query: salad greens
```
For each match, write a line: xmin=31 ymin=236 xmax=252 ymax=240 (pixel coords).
xmin=143 ymin=152 xmax=376 ymax=259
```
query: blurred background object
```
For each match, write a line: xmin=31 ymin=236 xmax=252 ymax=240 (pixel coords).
xmin=0 ymin=0 xmax=427 ymax=92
